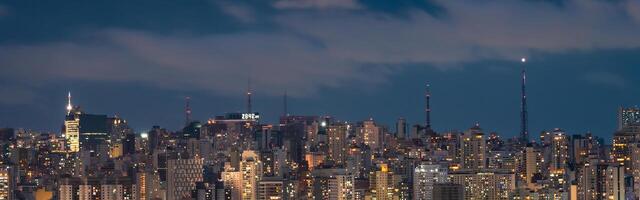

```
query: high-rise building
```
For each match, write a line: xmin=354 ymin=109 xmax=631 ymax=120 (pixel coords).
xmin=374 ymin=164 xmax=394 ymax=200
xmin=413 ymin=164 xmax=448 ymax=200
xmin=522 ymin=146 xmax=539 ymax=189
xmin=327 ymin=124 xmax=348 ymax=164
xmin=356 ymin=119 xmax=382 ymax=151
xmin=64 ymin=117 xmax=80 ymax=152
xmin=631 ymin=143 xmax=640 ymax=199
xmin=449 ymin=170 xmax=515 ymax=200
xmin=605 ymin=165 xmax=625 ymax=200
xmin=0 ymin=165 xmax=16 ymax=200
xmin=460 ymin=124 xmax=486 ymax=170
xmin=222 ymin=170 xmax=243 ymax=200
xmin=576 ymin=159 xmax=626 ymax=200
xmin=257 ymin=178 xmax=284 ymax=200
xmin=241 ymin=151 xmax=262 ymax=200
xmin=612 ymin=131 xmax=635 ymax=171
xmin=331 ymin=174 xmax=355 ymax=200
xmin=547 ymin=129 xmax=569 ymax=175
xmin=618 ymin=106 xmax=640 ymax=130
xmin=167 ymin=155 xmax=204 ymax=200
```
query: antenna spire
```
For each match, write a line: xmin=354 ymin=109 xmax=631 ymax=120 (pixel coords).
xmin=247 ymin=78 xmax=252 ymax=113
xmin=520 ymin=58 xmax=529 ymax=143
xmin=185 ymin=96 xmax=192 ymax=125
xmin=66 ymin=91 xmax=73 ymax=114
xmin=425 ymin=83 xmax=432 ymax=130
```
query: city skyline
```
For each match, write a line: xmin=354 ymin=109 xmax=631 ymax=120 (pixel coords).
xmin=2 ymin=58 xmax=640 ymax=141
xmin=4 ymin=1 xmax=640 ymax=199
xmin=1 ymin=1 xmax=640 ymax=140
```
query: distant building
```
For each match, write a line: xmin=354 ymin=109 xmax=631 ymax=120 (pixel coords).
xmin=432 ymin=183 xmax=464 ymax=200
xmin=413 ymin=164 xmax=448 ymax=200
xmin=257 ymin=178 xmax=284 ymax=200
xmin=460 ymin=124 xmax=486 ymax=170
xmin=167 ymin=155 xmax=204 ymax=200
xmin=449 ymin=170 xmax=515 ymax=200
xmin=0 ymin=165 xmax=16 ymax=200
xmin=618 ymin=106 xmax=640 ymax=131
xmin=356 ymin=119 xmax=383 ymax=151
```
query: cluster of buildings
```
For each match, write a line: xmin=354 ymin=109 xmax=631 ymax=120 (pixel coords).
xmin=0 ymin=71 xmax=639 ymax=200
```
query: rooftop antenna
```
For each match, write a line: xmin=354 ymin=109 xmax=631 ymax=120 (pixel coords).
xmin=247 ymin=78 xmax=252 ymax=113
xmin=185 ymin=96 xmax=192 ymax=126
xmin=425 ymin=83 xmax=432 ymax=130
xmin=66 ymin=91 xmax=73 ymax=114
xmin=520 ymin=58 xmax=529 ymax=143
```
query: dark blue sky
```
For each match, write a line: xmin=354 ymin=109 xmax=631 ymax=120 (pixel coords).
xmin=1 ymin=0 xmax=639 ymax=141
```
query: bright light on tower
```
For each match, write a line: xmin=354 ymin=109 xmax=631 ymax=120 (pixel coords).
xmin=521 ymin=58 xmax=526 ymax=63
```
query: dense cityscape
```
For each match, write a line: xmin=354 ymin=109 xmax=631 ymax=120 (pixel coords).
xmin=0 ymin=65 xmax=638 ymax=200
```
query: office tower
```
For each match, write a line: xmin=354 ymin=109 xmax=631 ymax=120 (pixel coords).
xmin=0 ymin=165 xmax=15 ymax=200
xmin=520 ymin=60 xmax=529 ymax=143
xmin=356 ymin=119 xmax=382 ymax=151
xmin=327 ymin=124 xmax=348 ymax=164
xmin=63 ymin=93 xmax=110 ymax=152
xmin=413 ymin=164 xmax=448 ymax=200
xmin=460 ymin=124 xmax=486 ymax=170
xmin=241 ymin=151 xmax=262 ymax=200
xmin=64 ymin=93 xmax=80 ymax=152
xmin=618 ymin=106 xmax=640 ymax=130
xmin=432 ymin=183 xmax=464 ymax=200
xmin=257 ymin=178 xmax=284 ymax=200
xmin=167 ymin=155 xmax=204 ymax=200
xmin=449 ymin=170 xmax=516 ymax=200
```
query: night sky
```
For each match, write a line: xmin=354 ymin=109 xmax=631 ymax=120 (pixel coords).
xmin=1 ymin=0 xmax=640 ymax=141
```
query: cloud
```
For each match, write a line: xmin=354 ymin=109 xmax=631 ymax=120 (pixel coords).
xmin=626 ymin=0 xmax=640 ymax=23
xmin=0 ymin=30 xmax=389 ymax=98
xmin=582 ymin=71 xmax=627 ymax=88
xmin=274 ymin=0 xmax=361 ymax=10
xmin=1 ymin=0 xmax=640 ymax=102
xmin=217 ymin=1 xmax=257 ymax=23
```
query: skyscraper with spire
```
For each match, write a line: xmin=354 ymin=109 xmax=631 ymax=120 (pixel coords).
xmin=520 ymin=58 xmax=529 ymax=143
xmin=64 ymin=92 xmax=80 ymax=152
